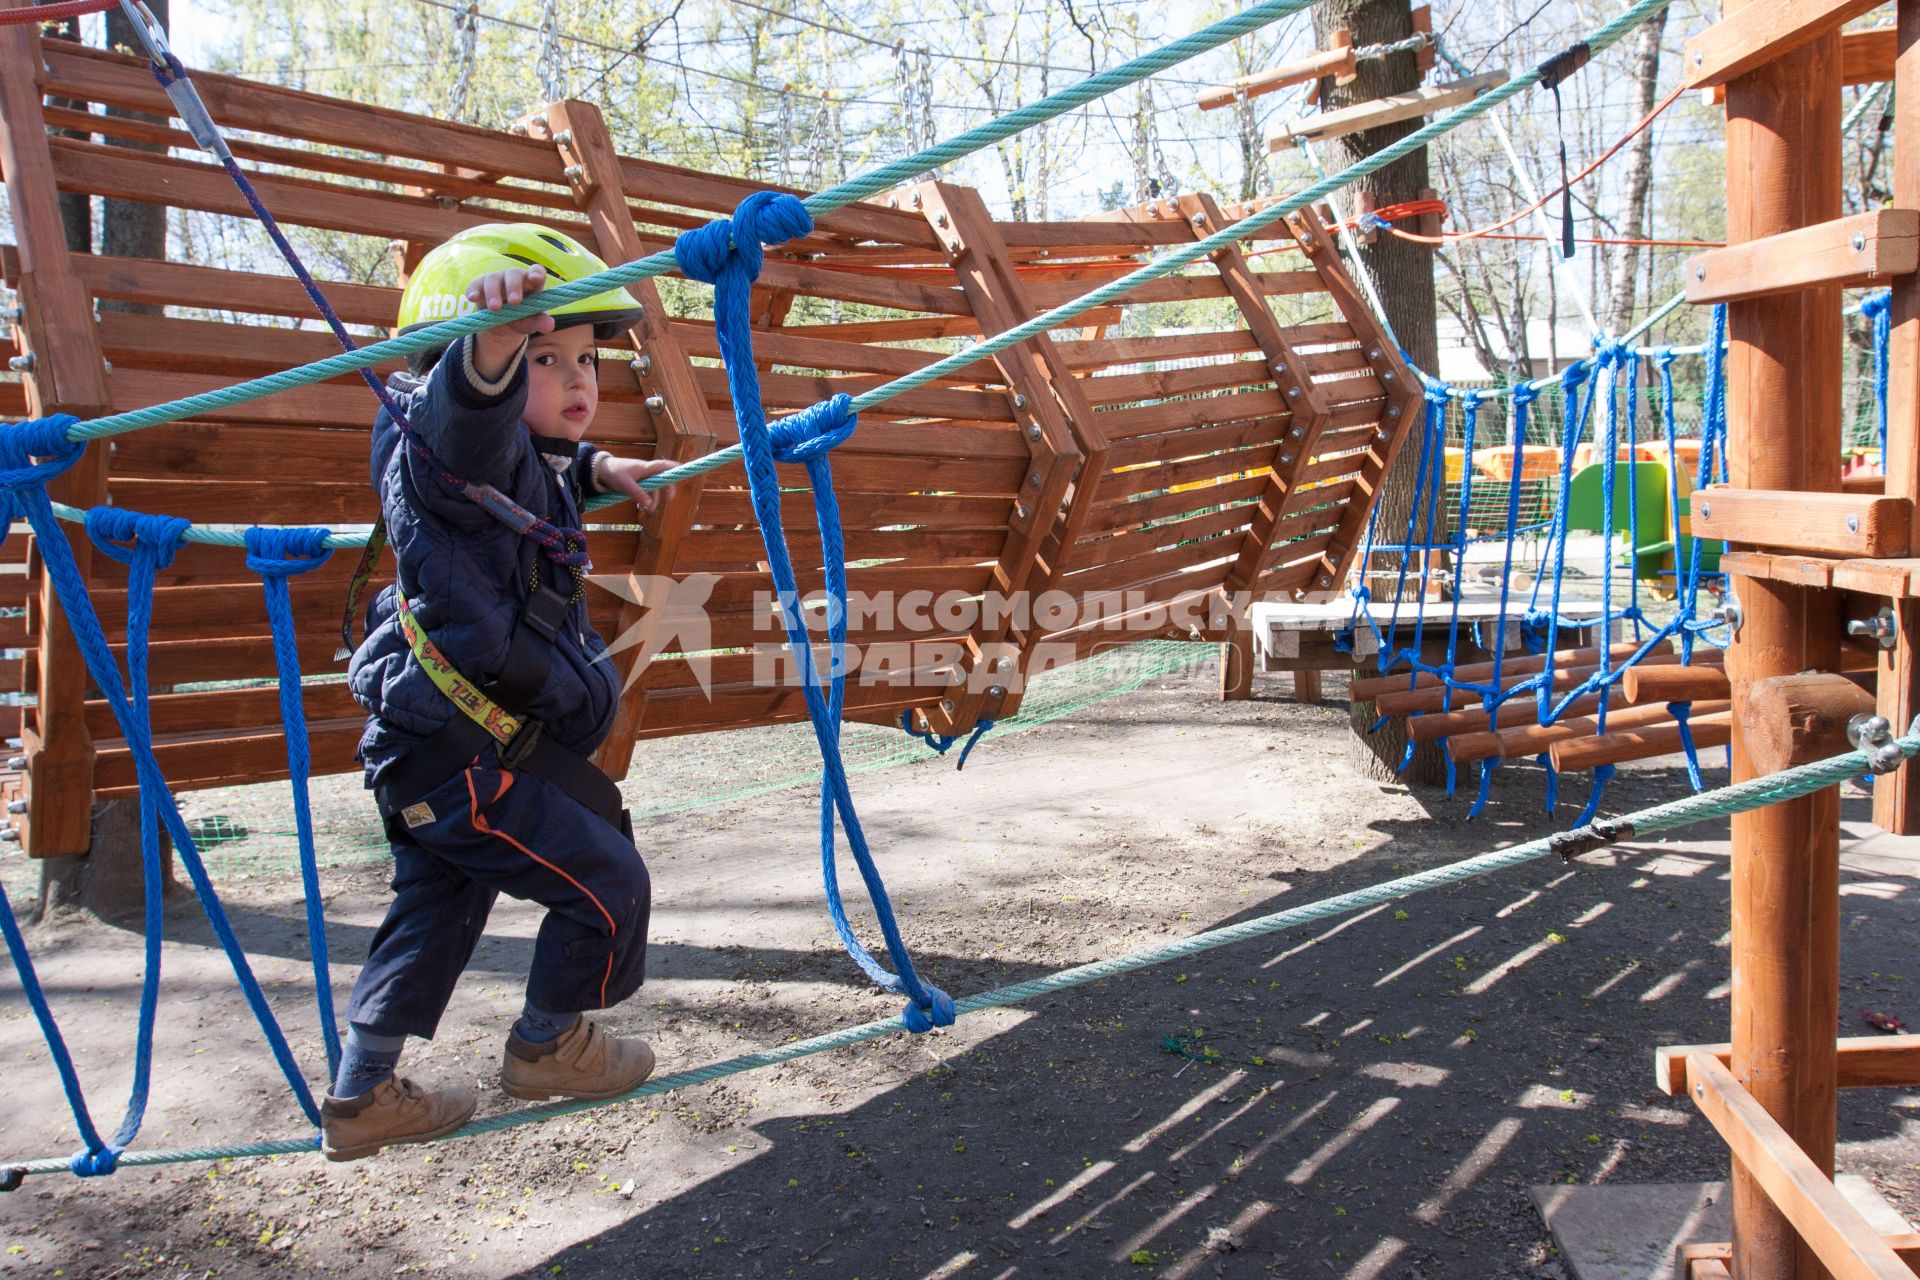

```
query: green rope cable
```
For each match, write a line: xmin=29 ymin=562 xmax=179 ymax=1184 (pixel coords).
xmin=9 ymin=719 xmax=1907 ymax=1180
xmin=62 ymin=0 xmax=1314 ymax=444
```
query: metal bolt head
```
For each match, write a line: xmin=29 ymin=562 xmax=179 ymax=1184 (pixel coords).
xmin=1852 ymin=232 xmax=1868 ymax=252
xmin=1318 ymin=576 xmax=1332 ymax=587
xmin=936 ymin=212 xmax=950 ymax=228
xmin=987 ymin=684 xmax=1005 ymax=698
xmin=1381 ymin=371 xmax=1395 ymax=383
xmin=1694 ymin=264 xmax=1706 ymax=281
xmin=553 ymin=129 xmax=573 ymax=146
xmin=1025 ymin=422 xmax=1042 ymax=441
xmin=1367 ymin=347 xmax=1382 ymax=360
xmin=1286 ymin=386 xmax=1301 ymax=399
xmin=6 ymin=756 xmax=23 ymax=771
xmin=1289 ymin=425 xmax=1304 ymax=439
xmin=7 ymin=353 xmax=32 ymax=372
xmin=1280 ymin=453 xmax=1294 ymax=464
xmin=1012 ymin=393 xmax=1028 ymax=409
xmin=1028 ymin=472 xmax=1042 ymax=487
xmin=1387 ymin=404 xmax=1401 ymax=417
xmin=1271 ymin=362 xmax=1288 ymax=377
xmin=939 ymin=697 xmax=953 ymax=712
xmin=1015 ymin=504 xmax=1030 ymax=519
xmin=1191 ymin=212 xmax=1206 ymax=226
xmin=912 ymin=192 xmax=924 ymax=209
xmin=5 ymin=800 xmax=19 ymax=814
xmin=1698 ymin=501 xmax=1712 ymax=519
xmin=1375 ymin=429 xmax=1389 ymax=441
xmin=1847 ymin=513 xmax=1861 ymax=533
xmin=563 ymin=164 xmax=585 ymax=181
xmin=644 ymin=395 xmax=665 ymax=413
xmin=947 ymin=239 xmax=962 ymax=254
xmin=631 ymin=355 xmax=652 ymax=376
xmin=0 ymin=827 xmax=16 ymax=843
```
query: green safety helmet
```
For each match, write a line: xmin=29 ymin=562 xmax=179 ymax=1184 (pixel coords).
xmin=396 ymin=222 xmax=644 ymax=368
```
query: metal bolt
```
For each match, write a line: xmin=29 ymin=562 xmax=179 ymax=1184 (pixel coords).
xmin=7 ymin=353 xmax=32 ymax=373
xmin=1695 ymin=264 xmax=1706 ymax=281
xmin=644 ymin=395 xmax=665 ymax=414
xmin=948 ymin=239 xmax=962 ymax=254
xmin=993 ymin=657 xmax=1012 ymax=671
xmin=1319 ymin=576 xmax=1332 ymax=587
xmin=1026 ymin=422 xmax=1043 ymax=441
xmin=0 ymin=827 xmax=16 ymax=844
xmin=1849 ymin=608 xmax=1897 ymax=648
xmin=1028 ymin=472 xmax=1041 ymax=487
xmin=1015 ymin=503 xmax=1031 ymax=519
xmin=6 ymin=756 xmax=23 ymax=771
xmin=5 ymin=800 xmax=19 ymax=814
xmin=939 ymin=697 xmax=954 ymax=712
xmin=1381 ymin=371 xmax=1395 ymax=383
xmin=5 ymin=739 xmax=18 ymax=750
xmin=936 ymin=212 xmax=950 ymax=228
xmin=886 ymin=197 xmax=898 ymax=208
xmin=1191 ymin=212 xmax=1206 ymax=226
xmin=633 ymin=355 xmax=653 ymax=377
xmin=1289 ymin=426 xmax=1304 ymax=439
xmin=987 ymin=685 xmax=1005 ymax=698
xmin=1698 ymin=501 xmax=1712 ymax=519
xmin=1271 ymin=362 xmax=1288 ymax=377
xmin=1852 ymin=232 xmax=1868 ymax=252
xmin=552 ymin=129 xmax=573 ymax=146
xmin=1280 ymin=453 xmax=1294 ymax=464
xmin=1286 ymin=386 xmax=1301 ymax=399
xmin=509 ymin=121 xmax=529 ymax=135
xmin=1375 ymin=429 xmax=1389 ymax=441
xmin=1847 ymin=513 xmax=1861 ymax=533
xmin=563 ymin=164 xmax=585 ymax=181
xmin=1012 ymin=393 xmax=1028 ymax=409
xmin=912 ymin=192 xmax=925 ymax=209
xmin=1387 ymin=404 xmax=1402 ymax=417
xmin=1367 ymin=347 xmax=1382 ymax=360
xmin=1693 ymin=50 xmax=1704 ymax=66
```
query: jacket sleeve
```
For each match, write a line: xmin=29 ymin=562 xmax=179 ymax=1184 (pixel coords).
xmin=406 ymin=334 xmax=531 ymax=488
xmin=570 ymin=442 xmax=604 ymax=497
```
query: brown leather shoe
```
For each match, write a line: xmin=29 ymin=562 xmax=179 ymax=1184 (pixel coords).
xmin=320 ymin=1074 xmax=477 ymax=1163
xmin=500 ymin=1016 xmax=655 ymax=1102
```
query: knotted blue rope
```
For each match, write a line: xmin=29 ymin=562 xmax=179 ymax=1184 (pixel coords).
xmin=1862 ymin=290 xmax=1891 ymax=465
xmin=0 ymin=419 xmax=324 ymax=1140
xmin=899 ymin=710 xmax=998 ymax=770
xmin=244 ymin=527 xmax=342 ymax=1076
xmin=675 ymin=196 xmax=952 ymax=1032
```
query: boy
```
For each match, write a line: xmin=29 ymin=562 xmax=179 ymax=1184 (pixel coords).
xmin=325 ymin=224 xmax=675 ymax=1162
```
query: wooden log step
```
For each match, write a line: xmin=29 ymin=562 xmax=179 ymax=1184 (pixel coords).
xmin=1374 ymin=652 xmax=1691 ymax=719
xmin=1349 ymin=640 xmax=1664 ymax=702
xmin=1549 ymin=710 xmax=1734 ymax=772
xmin=1409 ymin=692 xmax=1607 ymax=744
xmin=1622 ymin=663 xmax=1732 ymax=702
xmin=1454 ymin=700 xmax=1733 ymax=765
xmin=1684 ymin=209 xmax=1918 ymax=305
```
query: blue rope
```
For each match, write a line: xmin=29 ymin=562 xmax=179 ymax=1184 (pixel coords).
xmin=674 ymin=196 xmax=951 ymax=1033
xmin=0 ymin=419 xmax=324 ymax=1138
xmin=898 ymin=711 xmax=998 ymax=770
xmin=244 ymin=526 xmax=342 ymax=1077
xmin=1862 ymin=290 xmax=1892 ymax=465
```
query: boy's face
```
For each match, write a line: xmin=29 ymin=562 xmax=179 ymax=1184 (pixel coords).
xmin=523 ymin=325 xmax=599 ymax=442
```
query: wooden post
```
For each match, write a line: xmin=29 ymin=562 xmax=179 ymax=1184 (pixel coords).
xmin=545 ymin=100 xmax=718 ymax=780
xmin=1719 ymin=14 xmax=1846 ymax=1279
xmin=0 ymin=17 xmax=110 ymax=856
xmin=1873 ymin=0 xmax=1920 ymax=834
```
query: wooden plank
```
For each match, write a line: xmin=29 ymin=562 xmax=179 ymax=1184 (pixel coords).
xmin=1683 ymin=1053 xmax=1914 ymax=1280
xmin=1685 ymin=209 xmax=1919 ymax=304
xmin=93 ymin=719 xmax=366 ymax=796
xmin=1657 ymin=1035 xmax=1920 ymax=1096
xmin=1197 ymin=43 xmax=1358 ymax=111
xmin=1682 ymin=0 xmax=1885 ymax=89
xmin=1831 ymin=557 xmax=1920 ymax=596
xmin=1271 ymin=72 xmax=1509 ymax=147
xmin=55 ymin=250 xmax=399 ymax=325
xmin=1692 ymin=488 xmax=1910 ymax=556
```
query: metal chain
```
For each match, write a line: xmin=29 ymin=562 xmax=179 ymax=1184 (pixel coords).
xmin=447 ymin=1 xmax=478 ymax=122
xmin=776 ymin=84 xmax=795 ymax=185
xmin=535 ymin=0 xmax=566 ymax=104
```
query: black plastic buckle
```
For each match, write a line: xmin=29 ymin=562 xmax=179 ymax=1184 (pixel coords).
xmin=500 ymin=717 xmax=545 ymax=769
xmin=521 ymin=584 xmax=571 ymax=643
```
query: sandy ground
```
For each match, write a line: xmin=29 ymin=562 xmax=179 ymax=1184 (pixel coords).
xmin=1 ymin=667 xmax=1916 ymax=1280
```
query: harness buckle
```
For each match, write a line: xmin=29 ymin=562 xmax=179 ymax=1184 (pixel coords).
xmin=500 ymin=717 xmax=545 ymax=769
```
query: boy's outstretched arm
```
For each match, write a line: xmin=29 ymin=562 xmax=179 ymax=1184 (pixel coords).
xmin=407 ymin=266 xmax=555 ymax=488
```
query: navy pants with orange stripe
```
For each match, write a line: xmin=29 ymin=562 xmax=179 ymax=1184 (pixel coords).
xmin=345 ymin=758 xmax=651 ymax=1040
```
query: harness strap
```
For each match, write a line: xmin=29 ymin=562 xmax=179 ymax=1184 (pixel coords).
xmin=394 ymin=595 xmax=526 ymax=747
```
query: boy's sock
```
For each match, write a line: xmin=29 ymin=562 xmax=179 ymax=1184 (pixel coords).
xmin=332 ymin=1024 xmax=407 ymax=1099
xmin=513 ymin=998 xmax=578 ymax=1045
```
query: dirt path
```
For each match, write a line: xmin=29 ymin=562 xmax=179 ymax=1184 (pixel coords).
xmin=3 ymin=669 xmax=1917 ymax=1279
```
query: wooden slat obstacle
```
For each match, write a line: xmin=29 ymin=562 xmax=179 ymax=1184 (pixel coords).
xmin=0 ymin=35 xmax=1421 ymax=855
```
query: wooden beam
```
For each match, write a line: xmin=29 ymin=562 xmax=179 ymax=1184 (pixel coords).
xmin=1622 ymin=662 xmax=1733 ymax=702
xmin=1683 ymin=0 xmax=1885 ymax=89
xmin=1270 ymin=72 xmax=1509 ymax=147
xmin=1375 ymin=651 xmax=1690 ymax=718
xmin=1684 ymin=209 xmax=1919 ymax=305
xmin=1681 ymin=1239 xmax=1920 ymax=1279
xmin=1197 ymin=38 xmax=1356 ymax=111
xmin=1657 ymin=1035 xmax=1920 ymax=1096
xmin=1691 ymin=488 xmax=1910 ymax=557
xmin=1683 ymin=1053 xmax=1915 ymax=1280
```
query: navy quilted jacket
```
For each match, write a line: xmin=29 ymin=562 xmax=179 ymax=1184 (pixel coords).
xmin=348 ymin=337 xmax=620 ymax=784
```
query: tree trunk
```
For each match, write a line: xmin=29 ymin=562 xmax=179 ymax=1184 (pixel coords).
xmin=99 ymin=0 xmax=168 ymax=315
xmin=1313 ymin=0 xmax=1445 ymax=785
xmin=42 ymin=17 xmax=93 ymax=253
xmin=1604 ymin=3 xmax=1669 ymax=334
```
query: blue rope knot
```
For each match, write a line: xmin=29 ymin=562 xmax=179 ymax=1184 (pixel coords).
xmin=902 ymin=984 xmax=956 ymax=1032
xmin=244 ymin=526 xmax=335 ymax=578
xmin=769 ymin=394 xmax=857 ymax=465
xmin=1590 ymin=336 xmax=1632 ymax=371
xmin=69 ymin=1147 xmax=118 ymax=1178
xmin=673 ymin=191 xmax=814 ymax=286
xmin=0 ymin=417 xmax=86 ymax=490
xmin=1510 ymin=380 xmax=1540 ymax=408
xmin=1861 ymin=290 xmax=1891 ymax=320
xmin=84 ymin=509 xmax=191 ymax=570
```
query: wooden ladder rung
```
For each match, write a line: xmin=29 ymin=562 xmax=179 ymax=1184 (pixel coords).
xmin=1686 ymin=209 xmax=1919 ymax=305
xmin=1269 ymin=71 xmax=1507 ymax=148
xmin=1683 ymin=0 xmax=1885 ymax=90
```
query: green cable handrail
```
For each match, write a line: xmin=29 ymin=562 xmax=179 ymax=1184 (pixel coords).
xmin=6 ymin=717 xmax=1907 ymax=1179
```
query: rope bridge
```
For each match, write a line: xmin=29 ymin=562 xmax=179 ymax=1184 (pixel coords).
xmin=1 ymin=0 xmax=1696 ymax=1182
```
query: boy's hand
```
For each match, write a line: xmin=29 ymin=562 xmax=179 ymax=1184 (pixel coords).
xmin=597 ymin=456 xmax=678 ymax=515
xmin=467 ymin=265 xmax=554 ymax=380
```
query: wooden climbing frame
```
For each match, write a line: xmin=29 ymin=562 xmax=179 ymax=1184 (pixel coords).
xmin=0 ymin=32 xmax=1418 ymax=855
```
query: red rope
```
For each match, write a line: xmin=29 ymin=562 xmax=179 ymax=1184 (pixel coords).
xmin=0 ymin=0 xmax=121 ymax=26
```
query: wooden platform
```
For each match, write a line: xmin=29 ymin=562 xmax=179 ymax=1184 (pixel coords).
xmin=1251 ymin=596 xmax=1614 ymax=672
